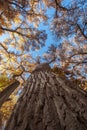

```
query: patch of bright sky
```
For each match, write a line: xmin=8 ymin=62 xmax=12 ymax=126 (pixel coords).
xmin=0 ymin=34 xmax=8 ymax=42
xmin=61 ymin=0 xmax=87 ymax=9
xmin=30 ymin=7 xmax=61 ymax=59
xmin=61 ymin=0 xmax=74 ymax=9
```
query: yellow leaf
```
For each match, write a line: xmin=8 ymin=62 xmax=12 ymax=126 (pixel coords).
xmin=14 ymin=16 xmax=21 ymax=24
xmin=0 ymin=29 xmax=3 ymax=35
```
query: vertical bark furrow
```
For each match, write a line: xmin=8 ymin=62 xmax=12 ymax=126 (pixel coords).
xmin=5 ymin=67 xmax=87 ymax=130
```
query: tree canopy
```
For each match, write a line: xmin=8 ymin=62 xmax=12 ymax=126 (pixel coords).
xmin=0 ymin=0 xmax=87 ymax=81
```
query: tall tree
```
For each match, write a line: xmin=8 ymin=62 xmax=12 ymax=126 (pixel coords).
xmin=4 ymin=63 xmax=87 ymax=130
xmin=0 ymin=0 xmax=87 ymax=129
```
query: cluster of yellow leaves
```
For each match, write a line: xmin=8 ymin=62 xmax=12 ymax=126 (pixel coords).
xmin=0 ymin=29 xmax=4 ymax=35
xmin=79 ymin=82 xmax=87 ymax=91
xmin=0 ymin=75 xmax=15 ymax=92
xmin=52 ymin=67 xmax=65 ymax=78
xmin=13 ymin=14 xmax=21 ymax=25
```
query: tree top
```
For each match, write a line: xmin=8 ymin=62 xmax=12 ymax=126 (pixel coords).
xmin=33 ymin=63 xmax=51 ymax=72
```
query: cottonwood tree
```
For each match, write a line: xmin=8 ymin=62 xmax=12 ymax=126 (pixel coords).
xmin=4 ymin=63 xmax=87 ymax=130
xmin=0 ymin=0 xmax=87 ymax=129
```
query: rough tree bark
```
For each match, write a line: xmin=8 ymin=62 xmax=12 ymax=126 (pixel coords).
xmin=5 ymin=63 xmax=87 ymax=130
xmin=0 ymin=80 xmax=20 ymax=108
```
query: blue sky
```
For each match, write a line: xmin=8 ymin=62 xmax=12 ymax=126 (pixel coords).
xmin=29 ymin=8 xmax=55 ymax=58
xmin=30 ymin=7 xmax=62 ymax=60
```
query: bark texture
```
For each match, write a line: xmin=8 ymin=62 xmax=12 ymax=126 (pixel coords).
xmin=5 ymin=64 xmax=87 ymax=130
xmin=0 ymin=81 xmax=20 ymax=108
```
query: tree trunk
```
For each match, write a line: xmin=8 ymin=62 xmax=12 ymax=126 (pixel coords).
xmin=5 ymin=63 xmax=87 ymax=130
xmin=0 ymin=80 xmax=20 ymax=108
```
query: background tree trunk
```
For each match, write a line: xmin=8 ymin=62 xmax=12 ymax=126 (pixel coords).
xmin=0 ymin=81 xmax=20 ymax=108
xmin=5 ymin=64 xmax=87 ymax=130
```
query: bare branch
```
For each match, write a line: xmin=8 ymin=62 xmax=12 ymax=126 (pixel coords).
xmin=77 ymin=24 xmax=87 ymax=39
xmin=0 ymin=26 xmax=34 ymax=39
xmin=69 ymin=52 xmax=87 ymax=59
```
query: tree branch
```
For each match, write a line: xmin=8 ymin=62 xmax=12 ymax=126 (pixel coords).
xmin=55 ymin=0 xmax=78 ymax=11
xmin=0 ymin=42 xmax=8 ymax=54
xmin=0 ymin=26 xmax=34 ymax=39
xmin=69 ymin=52 xmax=87 ymax=59
xmin=77 ymin=24 xmax=87 ymax=39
